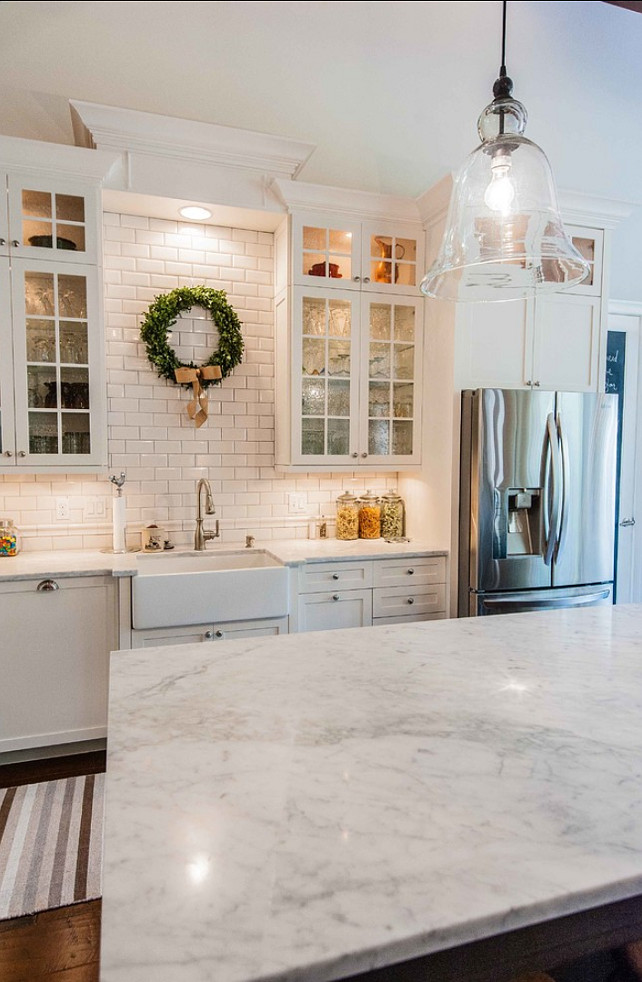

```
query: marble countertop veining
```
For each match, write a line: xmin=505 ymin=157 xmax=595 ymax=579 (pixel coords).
xmin=102 ymin=605 xmax=642 ymax=982
xmin=0 ymin=538 xmax=445 ymax=581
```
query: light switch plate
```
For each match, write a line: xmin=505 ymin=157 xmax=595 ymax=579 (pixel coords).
xmin=288 ymin=492 xmax=307 ymax=514
xmin=55 ymin=497 xmax=70 ymax=521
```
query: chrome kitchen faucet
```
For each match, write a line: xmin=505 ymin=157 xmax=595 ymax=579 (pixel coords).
xmin=194 ymin=478 xmax=220 ymax=550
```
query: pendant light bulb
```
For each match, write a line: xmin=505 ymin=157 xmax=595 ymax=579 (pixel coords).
xmin=483 ymin=153 xmax=515 ymax=213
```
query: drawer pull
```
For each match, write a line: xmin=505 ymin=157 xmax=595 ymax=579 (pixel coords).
xmin=332 ymin=573 xmax=339 ymax=580
xmin=215 ymin=630 xmax=224 ymax=638
xmin=37 ymin=579 xmax=59 ymax=592
xmin=407 ymin=597 xmax=415 ymax=605
xmin=204 ymin=630 xmax=214 ymax=639
xmin=332 ymin=594 xmax=340 ymax=601
xmin=407 ymin=568 xmax=414 ymax=575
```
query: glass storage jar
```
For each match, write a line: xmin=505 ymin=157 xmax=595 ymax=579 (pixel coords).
xmin=335 ymin=491 xmax=359 ymax=540
xmin=380 ymin=489 xmax=405 ymax=539
xmin=358 ymin=490 xmax=381 ymax=539
xmin=0 ymin=519 xmax=20 ymax=556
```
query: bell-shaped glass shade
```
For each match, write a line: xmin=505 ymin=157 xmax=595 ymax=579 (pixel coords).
xmin=421 ymin=97 xmax=590 ymax=302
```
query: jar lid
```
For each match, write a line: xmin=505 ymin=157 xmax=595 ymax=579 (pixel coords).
xmin=381 ymin=489 xmax=402 ymax=501
xmin=0 ymin=518 xmax=14 ymax=526
xmin=337 ymin=491 xmax=358 ymax=504
xmin=360 ymin=489 xmax=380 ymax=503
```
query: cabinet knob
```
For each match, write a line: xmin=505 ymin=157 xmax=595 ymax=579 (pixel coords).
xmin=204 ymin=630 xmax=214 ymax=639
xmin=407 ymin=568 xmax=414 ymax=575
xmin=37 ymin=579 xmax=59 ymax=592
xmin=215 ymin=629 xmax=224 ymax=638
xmin=332 ymin=572 xmax=339 ymax=580
xmin=533 ymin=380 xmax=540 ymax=387
xmin=363 ymin=276 xmax=371 ymax=283
xmin=351 ymin=452 xmax=358 ymax=458
xmin=0 ymin=238 xmax=5 ymax=246
xmin=11 ymin=240 xmax=19 ymax=248
xmin=361 ymin=452 xmax=368 ymax=458
xmin=526 ymin=380 xmax=532 ymax=387
xmin=18 ymin=450 xmax=26 ymax=457
xmin=353 ymin=275 xmax=361 ymax=282
xmin=407 ymin=597 xmax=415 ymax=605
xmin=332 ymin=593 xmax=340 ymax=601
xmin=620 ymin=517 xmax=636 ymax=527
xmin=3 ymin=450 xmax=12 ymax=457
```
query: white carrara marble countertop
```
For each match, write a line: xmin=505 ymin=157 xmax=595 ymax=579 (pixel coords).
xmin=0 ymin=538 xmax=444 ymax=581
xmin=102 ymin=605 xmax=642 ymax=982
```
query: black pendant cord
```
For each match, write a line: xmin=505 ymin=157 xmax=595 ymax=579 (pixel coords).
xmin=493 ymin=0 xmax=512 ymax=136
xmin=500 ymin=0 xmax=507 ymax=79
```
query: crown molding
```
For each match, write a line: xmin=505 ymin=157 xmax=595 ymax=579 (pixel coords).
xmin=558 ymin=189 xmax=637 ymax=228
xmin=415 ymin=173 xmax=453 ymax=228
xmin=0 ymin=134 xmax=120 ymax=183
xmin=70 ymin=101 xmax=316 ymax=180
xmin=272 ymin=177 xmax=420 ymax=223
xmin=609 ymin=299 xmax=642 ymax=317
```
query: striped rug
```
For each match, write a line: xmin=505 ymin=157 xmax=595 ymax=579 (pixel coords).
xmin=0 ymin=773 xmax=104 ymax=920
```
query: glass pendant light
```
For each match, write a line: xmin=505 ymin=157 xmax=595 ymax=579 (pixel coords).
xmin=420 ymin=1 xmax=589 ymax=302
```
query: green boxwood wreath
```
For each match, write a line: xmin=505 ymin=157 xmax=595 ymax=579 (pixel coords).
xmin=140 ymin=285 xmax=244 ymax=388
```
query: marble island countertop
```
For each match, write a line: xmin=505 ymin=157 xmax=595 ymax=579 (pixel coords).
xmin=0 ymin=538 xmax=445 ymax=581
xmin=102 ymin=605 xmax=642 ymax=982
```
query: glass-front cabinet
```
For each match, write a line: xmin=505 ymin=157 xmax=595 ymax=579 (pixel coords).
xmin=292 ymin=213 xmax=423 ymax=297
xmin=0 ymin=171 xmax=105 ymax=470
xmin=292 ymin=287 xmax=422 ymax=468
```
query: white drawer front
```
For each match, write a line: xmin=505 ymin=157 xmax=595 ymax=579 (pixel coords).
xmin=297 ymin=589 xmax=372 ymax=633
xmin=373 ymin=556 xmax=446 ymax=590
xmin=373 ymin=583 xmax=446 ymax=619
xmin=373 ymin=611 xmax=447 ymax=625
xmin=299 ymin=561 xmax=373 ymax=594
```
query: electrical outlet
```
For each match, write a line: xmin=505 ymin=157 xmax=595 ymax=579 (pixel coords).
xmin=288 ymin=492 xmax=307 ymax=514
xmin=55 ymin=497 xmax=70 ymax=521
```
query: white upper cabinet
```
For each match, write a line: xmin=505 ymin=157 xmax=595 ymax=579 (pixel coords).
xmin=455 ymin=223 xmax=606 ymax=393
xmin=7 ymin=176 xmax=99 ymax=265
xmin=292 ymin=212 xmax=424 ymax=297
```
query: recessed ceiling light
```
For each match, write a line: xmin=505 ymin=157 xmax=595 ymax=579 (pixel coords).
xmin=179 ymin=205 xmax=212 ymax=221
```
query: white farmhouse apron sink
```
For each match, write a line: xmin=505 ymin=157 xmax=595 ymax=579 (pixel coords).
xmin=132 ymin=550 xmax=288 ymax=630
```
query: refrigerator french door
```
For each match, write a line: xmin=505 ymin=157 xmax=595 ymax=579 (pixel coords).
xmin=459 ymin=388 xmax=618 ymax=617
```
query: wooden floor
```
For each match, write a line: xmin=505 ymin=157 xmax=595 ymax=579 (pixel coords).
xmin=0 ymin=752 xmax=105 ymax=982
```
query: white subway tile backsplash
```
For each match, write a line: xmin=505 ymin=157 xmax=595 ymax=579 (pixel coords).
xmin=2 ymin=212 xmax=397 ymax=548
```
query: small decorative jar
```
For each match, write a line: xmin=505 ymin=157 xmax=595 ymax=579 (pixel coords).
xmin=335 ymin=492 xmax=359 ymax=540
xmin=0 ymin=519 xmax=20 ymax=556
xmin=380 ymin=489 xmax=405 ymax=540
xmin=358 ymin=490 xmax=381 ymax=539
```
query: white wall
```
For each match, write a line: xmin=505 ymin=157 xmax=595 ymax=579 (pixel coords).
xmin=0 ymin=213 xmax=397 ymax=551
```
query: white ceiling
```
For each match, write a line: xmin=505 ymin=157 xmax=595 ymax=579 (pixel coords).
xmin=1 ymin=1 xmax=642 ymax=206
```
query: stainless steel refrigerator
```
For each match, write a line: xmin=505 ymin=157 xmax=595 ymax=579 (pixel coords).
xmin=459 ymin=388 xmax=618 ymax=616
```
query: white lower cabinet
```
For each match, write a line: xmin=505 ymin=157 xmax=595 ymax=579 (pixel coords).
xmin=0 ymin=574 xmax=118 ymax=753
xmin=130 ymin=617 xmax=288 ymax=648
xmin=294 ymin=554 xmax=447 ymax=633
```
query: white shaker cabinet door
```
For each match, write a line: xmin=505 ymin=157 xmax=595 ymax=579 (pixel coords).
xmin=456 ymin=299 xmax=534 ymax=390
xmin=532 ymin=293 xmax=601 ymax=392
xmin=297 ymin=589 xmax=372 ymax=633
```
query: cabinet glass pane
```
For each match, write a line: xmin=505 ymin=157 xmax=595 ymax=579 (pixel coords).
xmin=392 ymin=420 xmax=413 ymax=455
xmin=369 ymin=381 xmax=390 ymax=417
xmin=58 ymin=275 xmax=87 ymax=318
xmin=394 ymin=263 xmax=416 ymax=287
xmin=369 ymin=342 xmax=390 ymax=379
xmin=303 ymin=252 xmax=327 ymax=278
xmin=62 ymin=413 xmax=90 ymax=454
xmin=328 ymin=300 xmax=351 ymax=337
xmin=328 ymin=229 xmax=352 ymax=254
xmin=371 ymin=259 xmax=393 ymax=285
xmin=302 ymin=296 xmax=326 ymax=336
xmin=302 ymin=417 xmax=325 ymax=455
xmin=393 ymin=382 xmax=414 ymax=418
xmin=22 ymin=190 xmax=52 ymax=218
xmin=394 ymin=343 xmax=414 ymax=380
xmin=396 ymin=238 xmax=417 ymax=263
xmin=572 ymin=236 xmax=595 ymax=285
xmin=302 ymin=377 xmax=326 ymax=415
xmin=302 ymin=338 xmax=325 ymax=376
xmin=370 ymin=304 xmax=391 ymax=341
xmin=60 ymin=368 xmax=89 ymax=409
xmin=394 ymin=305 xmax=415 ymax=341
xmin=22 ymin=190 xmax=87 ymax=254
xmin=25 ymin=272 xmax=54 ymax=315
xmin=328 ymin=340 xmax=350 ymax=377
xmin=368 ymin=419 xmax=389 ymax=455
xmin=303 ymin=226 xmax=327 ymax=251
xmin=59 ymin=321 xmax=88 ymax=364
xmin=327 ymin=418 xmax=349 ymax=455
xmin=27 ymin=365 xmax=56 ymax=408
xmin=370 ymin=235 xmax=417 ymax=287
xmin=29 ymin=411 xmax=58 ymax=454
xmin=56 ymin=194 xmax=85 ymax=223
xmin=26 ymin=319 xmax=56 ymax=362
xmin=327 ymin=379 xmax=350 ymax=417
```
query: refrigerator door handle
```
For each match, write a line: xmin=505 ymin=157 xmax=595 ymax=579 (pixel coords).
xmin=555 ymin=411 xmax=570 ymax=562
xmin=481 ymin=589 xmax=611 ymax=614
xmin=543 ymin=413 xmax=561 ymax=566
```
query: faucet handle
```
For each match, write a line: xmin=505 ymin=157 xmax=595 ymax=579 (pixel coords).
xmin=245 ymin=535 xmax=255 ymax=548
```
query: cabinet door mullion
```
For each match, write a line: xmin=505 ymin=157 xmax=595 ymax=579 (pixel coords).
xmin=0 ymin=258 xmax=15 ymax=460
